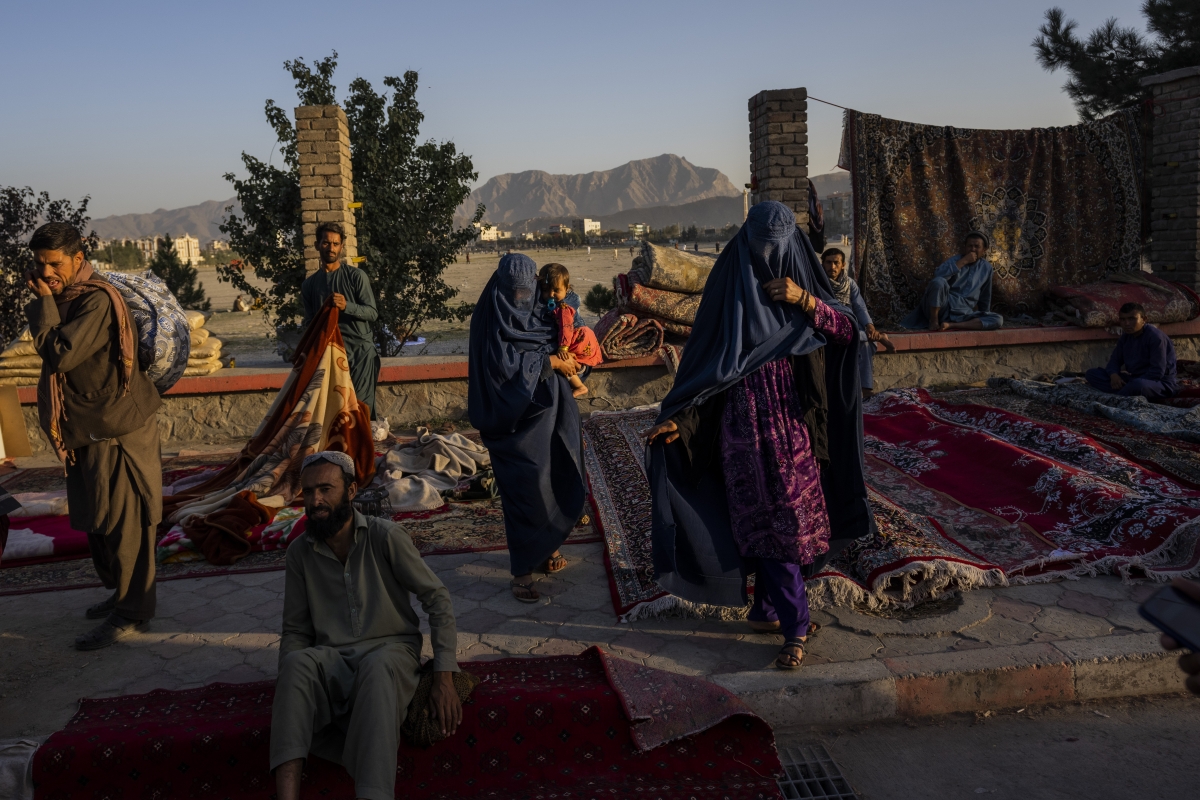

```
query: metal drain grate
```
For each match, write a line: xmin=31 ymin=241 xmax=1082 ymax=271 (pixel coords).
xmin=777 ymin=744 xmax=859 ymax=799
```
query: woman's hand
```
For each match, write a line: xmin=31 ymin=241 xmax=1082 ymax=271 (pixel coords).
xmin=549 ymin=354 xmax=579 ymax=377
xmin=762 ymin=278 xmax=816 ymax=314
xmin=645 ymin=420 xmax=679 ymax=445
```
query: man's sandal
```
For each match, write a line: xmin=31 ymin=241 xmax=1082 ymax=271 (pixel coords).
xmin=510 ymin=578 xmax=540 ymax=603
xmin=541 ymin=553 xmax=568 ymax=574
xmin=775 ymin=639 xmax=806 ymax=670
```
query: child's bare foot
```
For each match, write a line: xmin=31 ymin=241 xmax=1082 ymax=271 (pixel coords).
xmin=572 ymin=384 xmax=589 ymax=398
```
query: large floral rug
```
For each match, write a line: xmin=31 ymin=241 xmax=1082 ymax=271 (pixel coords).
xmin=584 ymin=392 xmax=1200 ymax=620
xmin=864 ymin=388 xmax=1200 ymax=581
xmin=582 ymin=407 xmax=1006 ymax=619
xmin=937 ymin=387 xmax=1200 ymax=490
xmin=31 ymin=647 xmax=782 ymax=800
xmin=843 ymin=108 xmax=1144 ymax=321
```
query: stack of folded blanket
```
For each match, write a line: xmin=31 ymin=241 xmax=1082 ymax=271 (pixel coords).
xmin=0 ymin=328 xmax=40 ymax=386
xmin=183 ymin=311 xmax=224 ymax=376
xmin=1045 ymin=272 xmax=1200 ymax=328
xmin=0 ymin=311 xmax=222 ymax=385
xmin=598 ymin=242 xmax=711 ymax=361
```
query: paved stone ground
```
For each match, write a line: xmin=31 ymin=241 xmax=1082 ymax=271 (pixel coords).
xmin=0 ymin=538 xmax=1174 ymax=740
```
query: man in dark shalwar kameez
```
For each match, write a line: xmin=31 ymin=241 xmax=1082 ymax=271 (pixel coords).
xmin=25 ymin=222 xmax=163 ymax=650
xmin=301 ymin=222 xmax=381 ymax=420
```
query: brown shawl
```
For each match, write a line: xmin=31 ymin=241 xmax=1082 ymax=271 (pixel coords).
xmin=37 ymin=262 xmax=138 ymax=463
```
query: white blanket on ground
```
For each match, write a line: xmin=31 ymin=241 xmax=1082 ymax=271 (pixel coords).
xmin=383 ymin=428 xmax=490 ymax=511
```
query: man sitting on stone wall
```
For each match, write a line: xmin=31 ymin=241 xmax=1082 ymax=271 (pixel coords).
xmin=271 ymin=451 xmax=462 ymax=800
xmin=301 ymin=222 xmax=382 ymax=423
xmin=1084 ymin=302 xmax=1178 ymax=400
xmin=901 ymin=232 xmax=1004 ymax=332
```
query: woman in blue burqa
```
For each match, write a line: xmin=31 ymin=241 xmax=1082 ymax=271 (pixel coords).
xmin=645 ymin=202 xmax=872 ymax=670
xmin=468 ymin=253 xmax=587 ymax=603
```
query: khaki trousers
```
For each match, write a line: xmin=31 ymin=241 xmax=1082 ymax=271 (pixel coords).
xmin=270 ymin=641 xmax=421 ymax=800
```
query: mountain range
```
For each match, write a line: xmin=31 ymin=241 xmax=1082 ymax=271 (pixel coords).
xmin=458 ymin=154 xmax=741 ymax=226
xmin=86 ymin=157 xmax=852 ymax=243
xmin=90 ymin=198 xmax=239 ymax=243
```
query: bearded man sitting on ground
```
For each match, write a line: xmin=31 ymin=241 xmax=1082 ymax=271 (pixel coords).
xmin=271 ymin=451 xmax=462 ymax=800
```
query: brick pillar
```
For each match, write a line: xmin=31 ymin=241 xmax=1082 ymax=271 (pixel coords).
xmin=748 ymin=88 xmax=809 ymax=227
xmin=295 ymin=105 xmax=357 ymax=275
xmin=1142 ymin=67 xmax=1200 ymax=288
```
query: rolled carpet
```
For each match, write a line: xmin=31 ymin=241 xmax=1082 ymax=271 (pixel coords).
xmin=638 ymin=241 xmax=714 ymax=293
xmin=594 ymin=308 xmax=664 ymax=360
xmin=629 ymin=283 xmax=702 ymax=326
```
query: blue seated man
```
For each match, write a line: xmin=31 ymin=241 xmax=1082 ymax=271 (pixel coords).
xmin=1085 ymin=302 xmax=1178 ymax=400
xmin=901 ymin=232 xmax=1004 ymax=332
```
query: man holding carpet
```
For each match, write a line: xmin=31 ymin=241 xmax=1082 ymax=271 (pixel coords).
xmin=24 ymin=222 xmax=163 ymax=650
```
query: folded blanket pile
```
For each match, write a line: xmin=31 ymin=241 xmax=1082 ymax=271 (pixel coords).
xmin=382 ymin=427 xmax=491 ymax=511
xmin=600 ymin=242 xmax=711 ymax=361
xmin=0 ymin=309 xmax=223 ymax=385
xmin=1045 ymin=272 xmax=1200 ymax=328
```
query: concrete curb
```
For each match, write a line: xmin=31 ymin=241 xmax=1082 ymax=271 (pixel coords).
xmin=713 ymin=632 xmax=1182 ymax=729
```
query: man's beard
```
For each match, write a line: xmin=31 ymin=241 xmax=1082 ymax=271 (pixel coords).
xmin=305 ymin=492 xmax=355 ymax=542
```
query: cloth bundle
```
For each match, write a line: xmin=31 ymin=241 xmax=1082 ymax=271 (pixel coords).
xmin=593 ymin=309 xmax=665 ymax=359
xmin=1045 ymin=272 xmax=1200 ymax=328
xmin=381 ymin=427 xmax=491 ymax=511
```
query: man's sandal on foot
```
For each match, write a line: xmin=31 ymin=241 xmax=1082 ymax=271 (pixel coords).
xmin=510 ymin=578 xmax=540 ymax=603
xmin=775 ymin=639 xmax=806 ymax=670
xmin=75 ymin=616 xmax=148 ymax=651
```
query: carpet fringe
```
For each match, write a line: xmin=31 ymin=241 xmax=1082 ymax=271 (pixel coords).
xmin=620 ymin=594 xmax=751 ymax=624
xmin=808 ymin=561 xmax=1008 ymax=612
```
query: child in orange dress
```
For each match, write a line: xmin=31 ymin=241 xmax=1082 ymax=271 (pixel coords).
xmin=539 ymin=263 xmax=602 ymax=397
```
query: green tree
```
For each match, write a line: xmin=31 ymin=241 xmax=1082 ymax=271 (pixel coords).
xmin=584 ymin=284 xmax=616 ymax=315
xmin=95 ymin=240 xmax=145 ymax=270
xmin=219 ymin=51 xmax=484 ymax=354
xmin=0 ymin=187 xmax=96 ymax=345
xmin=1034 ymin=1 xmax=1200 ymax=120
xmin=151 ymin=234 xmax=211 ymax=311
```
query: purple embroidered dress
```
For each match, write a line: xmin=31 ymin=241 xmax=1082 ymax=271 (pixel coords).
xmin=720 ymin=299 xmax=853 ymax=639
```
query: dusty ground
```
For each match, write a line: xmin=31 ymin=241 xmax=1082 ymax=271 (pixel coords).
xmin=196 ymin=244 xmax=720 ymax=366
xmin=787 ymin=694 xmax=1200 ymax=799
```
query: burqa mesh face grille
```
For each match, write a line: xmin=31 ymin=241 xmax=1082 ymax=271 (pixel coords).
xmin=777 ymin=744 xmax=859 ymax=800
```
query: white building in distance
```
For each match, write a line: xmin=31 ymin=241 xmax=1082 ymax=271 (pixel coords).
xmin=628 ymin=223 xmax=650 ymax=237
xmin=573 ymin=218 xmax=601 ymax=235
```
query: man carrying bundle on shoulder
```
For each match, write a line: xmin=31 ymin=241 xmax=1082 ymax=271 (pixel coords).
xmin=24 ymin=222 xmax=163 ymax=650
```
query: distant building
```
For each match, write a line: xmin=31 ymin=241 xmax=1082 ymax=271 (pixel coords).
xmin=824 ymin=193 xmax=852 ymax=238
xmin=172 ymin=234 xmax=202 ymax=267
xmin=209 ymin=240 xmax=231 ymax=252
xmin=132 ymin=237 xmax=158 ymax=261
xmin=548 ymin=223 xmax=572 ymax=235
xmin=628 ymin=223 xmax=650 ymax=237
xmin=573 ymin=218 xmax=601 ymax=235
xmin=520 ymin=232 xmax=536 ymax=241
xmin=473 ymin=222 xmax=504 ymax=242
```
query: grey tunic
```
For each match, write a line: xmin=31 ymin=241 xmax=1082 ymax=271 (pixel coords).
xmin=301 ymin=265 xmax=381 ymax=418
xmin=271 ymin=511 xmax=458 ymax=800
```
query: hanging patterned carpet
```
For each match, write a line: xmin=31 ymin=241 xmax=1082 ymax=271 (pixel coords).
xmin=843 ymin=108 xmax=1144 ymax=322
xmin=31 ymin=647 xmax=783 ymax=800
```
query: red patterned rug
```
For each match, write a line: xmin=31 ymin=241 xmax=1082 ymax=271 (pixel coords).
xmin=32 ymin=647 xmax=782 ymax=800
xmin=581 ymin=408 xmax=1006 ymax=618
xmin=864 ymin=388 xmax=1200 ymax=581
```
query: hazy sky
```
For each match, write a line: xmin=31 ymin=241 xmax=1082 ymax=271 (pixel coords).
xmin=2 ymin=0 xmax=1151 ymax=218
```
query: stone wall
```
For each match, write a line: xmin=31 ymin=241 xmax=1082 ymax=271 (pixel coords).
xmin=18 ymin=365 xmax=677 ymax=456
xmin=748 ymin=88 xmax=808 ymax=226
xmin=1142 ymin=67 xmax=1200 ymax=288
xmin=296 ymin=105 xmax=357 ymax=276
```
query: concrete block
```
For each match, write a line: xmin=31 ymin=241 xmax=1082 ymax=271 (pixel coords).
xmin=895 ymin=663 xmax=1075 ymax=716
xmin=294 ymin=106 xmax=323 ymax=119
xmin=310 ymin=117 xmax=338 ymax=130
xmin=1072 ymin=654 xmax=1181 ymax=700
xmin=715 ymin=660 xmax=898 ymax=728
